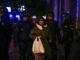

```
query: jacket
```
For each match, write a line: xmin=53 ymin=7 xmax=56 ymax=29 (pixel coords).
xmin=30 ymin=24 xmax=52 ymax=54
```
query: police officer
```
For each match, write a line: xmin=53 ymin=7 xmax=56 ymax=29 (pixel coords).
xmin=13 ymin=11 xmax=33 ymax=60
xmin=46 ymin=11 xmax=62 ymax=60
xmin=0 ymin=5 xmax=12 ymax=60
xmin=62 ymin=13 xmax=74 ymax=60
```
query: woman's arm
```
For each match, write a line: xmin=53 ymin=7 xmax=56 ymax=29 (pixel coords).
xmin=29 ymin=27 xmax=38 ymax=40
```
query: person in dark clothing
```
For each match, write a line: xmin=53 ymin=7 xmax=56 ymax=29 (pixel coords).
xmin=0 ymin=5 xmax=12 ymax=60
xmin=68 ymin=28 xmax=80 ymax=60
xmin=46 ymin=11 xmax=62 ymax=60
xmin=62 ymin=13 xmax=74 ymax=60
xmin=13 ymin=12 xmax=34 ymax=60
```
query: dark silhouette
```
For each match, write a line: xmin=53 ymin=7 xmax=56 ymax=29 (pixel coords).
xmin=13 ymin=11 xmax=34 ymax=60
xmin=62 ymin=13 xmax=74 ymax=60
xmin=0 ymin=5 xmax=12 ymax=60
xmin=46 ymin=11 xmax=62 ymax=60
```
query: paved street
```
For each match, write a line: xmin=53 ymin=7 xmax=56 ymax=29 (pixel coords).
xmin=8 ymin=39 xmax=66 ymax=60
xmin=9 ymin=39 xmax=80 ymax=60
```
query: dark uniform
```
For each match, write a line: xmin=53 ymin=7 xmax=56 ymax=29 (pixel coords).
xmin=46 ymin=11 xmax=62 ymax=60
xmin=62 ymin=13 xmax=74 ymax=60
xmin=0 ymin=5 xmax=12 ymax=60
xmin=47 ymin=20 xmax=61 ymax=60
xmin=13 ymin=18 xmax=34 ymax=60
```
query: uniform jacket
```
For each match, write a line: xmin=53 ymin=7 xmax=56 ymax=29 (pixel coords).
xmin=13 ymin=20 xmax=33 ymax=45
xmin=47 ymin=20 xmax=61 ymax=45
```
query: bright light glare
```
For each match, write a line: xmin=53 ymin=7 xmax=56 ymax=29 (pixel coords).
xmin=9 ymin=14 xmax=13 ymax=18
xmin=32 ymin=16 xmax=37 ymax=19
xmin=16 ymin=15 xmax=21 ymax=20
xmin=16 ymin=15 xmax=20 ymax=18
xmin=43 ymin=16 xmax=46 ymax=19
xmin=6 ymin=7 xmax=11 ymax=12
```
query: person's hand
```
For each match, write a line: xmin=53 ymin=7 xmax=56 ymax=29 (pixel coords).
xmin=37 ymin=36 xmax=41 ymax=39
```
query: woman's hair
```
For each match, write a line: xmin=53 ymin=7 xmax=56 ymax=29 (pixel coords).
xmin=36 ymin=16 xmax=44 ymax=24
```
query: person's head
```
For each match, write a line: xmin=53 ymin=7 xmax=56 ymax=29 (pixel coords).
xmin=31 ymin=16 xmax=37 ymax=24
xmin=47 ymin=11 xmax=54 ymax=21
xmin=37 ymin=16 xmax=44 ymax=26
xmin=22 ymin=15 xmax=28 ymax=21
xmin=21 ymin=11 xmax=30 ymax=21
xmin=63 ymin=13 xmax=71 ymax=20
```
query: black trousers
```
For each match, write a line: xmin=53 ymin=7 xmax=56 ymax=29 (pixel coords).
xmin=19 ymin=42 xmax=33 ymax=60
xmin=46 ymin=43 xmax=57 ymax=60
xmin=63 ymin=36 xmax=73 ymax=60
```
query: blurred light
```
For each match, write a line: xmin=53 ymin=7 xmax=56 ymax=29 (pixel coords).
xmin=16 ymin=15 xmax=20 ymax=18
xmin=9 ymin=14 xmax=14 ymax=19
xmin=76 ymin=0 xmax=79 ymax=18
xmin=18 ymin=5 xmax=26 ymax=12
xmin=58 ymin=16 xmax=59 ymax=24
xmin=6 ymin=7 xmax=11 ymax=12
xmin=32 ymin=16 xmax=37 ymax=19
xmin=21 ymin=5 xmax=25 ymax=8
xmin=23 ymin=9 xmax=26 ymax=11
xmin=42 ymin=16 xmax=46 ymax=19
xmin=76 ymin=0 xmax=79 ymax=29
xmin=0 ymin=17 xmax=1 ymax=23
xmin=15 ymin=14 xmax=21 ymax=21
xmin=66 ymin=11 xmax=70 ymax=13
xmin=46 ymin=0 xmax=50 ymax=5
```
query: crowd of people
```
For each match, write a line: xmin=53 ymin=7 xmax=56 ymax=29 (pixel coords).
xmin=0 ymin=5 xmax=79 ymax=60
xmin=12 ymin=11 xmax=62 ymax=60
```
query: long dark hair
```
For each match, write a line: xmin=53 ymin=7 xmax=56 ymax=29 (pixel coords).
xmin=36 ymin=16 xmax=45 ymax=25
